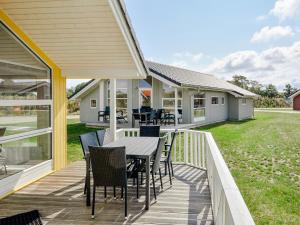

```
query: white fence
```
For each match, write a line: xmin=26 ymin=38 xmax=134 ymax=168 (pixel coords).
xmin=116 ymin=128 xmax=255 ymax=225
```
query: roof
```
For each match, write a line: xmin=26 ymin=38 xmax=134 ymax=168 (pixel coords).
xmin=147 ymin=61 xmax=257 ymax=98
xmin=70 ymin=61 xmax=257 ymax=100
xmin=1 ymin=0 xmax=147 ymax=79
xmin=68 ymin=79 xmax=98 ymax=100
xmin=289 ymin=90 xmax=300 ymax=99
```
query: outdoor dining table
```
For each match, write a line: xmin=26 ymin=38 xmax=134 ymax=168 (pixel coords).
xmin=85 ymin=137 xmax=159 ymax=210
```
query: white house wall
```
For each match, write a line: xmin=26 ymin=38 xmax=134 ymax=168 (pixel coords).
xmin=238 ymin=98 xmax=254 ymax=120
xmin=78 ymin=78 xmax=254 ymax=125
xmin=228 ymin=95 xmax=239 ymax=120
xmin=79 ymin=86 xmax=100 ymax=123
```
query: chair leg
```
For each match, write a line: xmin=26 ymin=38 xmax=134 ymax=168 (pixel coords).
xmin=167 ymin=162 xmax=172 ymax=185
xmin=152 ymin=172 xmax=156 ymax=200
xmin=165 ymin=161 xmax=167 ymax=176
xmin=125 ymin=185 xmax=128 ymax=218
xmin=91 ymin=185 xmax=96 ymax=219
xmin=136 ymin=174 xmax=139 ymax=199
xmin=104 ymin=186 xmax=107 ymax=199
xmin=141 ymin=172 xmax=143 ymax=185
xmin=170 ymin=161 xmax=174 ymax=177
xmin=84 ymin=176 xmax=87 ymax=194
xmin=113 ymin=186 xmax=116 ymax=199
xmin=159 ymin=168 xmax=163 ymax=190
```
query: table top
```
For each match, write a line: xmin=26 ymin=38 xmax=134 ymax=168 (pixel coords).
xmin=103 ymin=137 xmax=159 ymax=158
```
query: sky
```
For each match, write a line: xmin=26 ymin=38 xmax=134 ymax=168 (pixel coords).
xmin=67 ymin=0 xmax=300 ymax=90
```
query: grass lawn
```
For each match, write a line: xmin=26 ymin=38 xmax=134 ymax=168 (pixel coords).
xmin=67 ymin=118 xmax=99 ymax=162
xmin=197 ymin=112 xmax=300 ymax=225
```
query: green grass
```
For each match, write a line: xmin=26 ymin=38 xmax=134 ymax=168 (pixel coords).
xmin=67 ymin=118 xmax=99 ymax=162
xmin=196 ymin=112 xmax=300 ymax=225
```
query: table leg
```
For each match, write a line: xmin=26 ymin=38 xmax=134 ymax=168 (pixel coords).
xmin=132 ymin=114 xmax=135 ymax=128
xmin=86 ymin=156 xmax=91 ymax=207
xmin=145 ymin=156 xmax=150 ymax=210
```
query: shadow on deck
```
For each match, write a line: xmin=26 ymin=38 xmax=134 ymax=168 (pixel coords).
xmin=0 ymin=161 xmax=213 ymax=225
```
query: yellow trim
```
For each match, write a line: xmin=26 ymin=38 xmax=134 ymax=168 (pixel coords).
xmin=0 ymin=170 xmax=54 ymax=200
xmin=0 ymin=10 xmax=67 ymax=171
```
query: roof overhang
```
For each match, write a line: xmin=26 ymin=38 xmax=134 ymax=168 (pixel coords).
xmin=69 ymin=79 xmax=99 ymax=100
xmin=289 ymin=90 xmax=300 ymax=99
xmin=1 ymin=0 xmax=147 ymax=79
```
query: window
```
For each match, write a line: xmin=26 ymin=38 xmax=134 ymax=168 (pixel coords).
xmin=139 ymin=76 xmax=152 ymax=107
xmin=221 ymin=97 xmax=225 ymax=105
xmin=211 ymin=97 xmax=219 ymax=105
xmin=162 ymin=84 xmax=182 ymax=113
xmin=90 ymin=99 xmax=97 ymax=108
xmin=193 ymin=93 xmax=206 ymax=122
xmin=0 ymin=23 xmax=52 ymax=180
xmin=242 ymin=98 xmax=247 ymax=105
xmin=107 ymin=80 xmax=128 ymax=115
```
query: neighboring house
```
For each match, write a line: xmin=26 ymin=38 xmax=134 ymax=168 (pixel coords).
xmin=0 ymin=1 xmax=147 ymax=198
xmin=70 ymin=61 xmax=257 ymax=126
xmin=290 ymin=90 xmax=300 ymax=110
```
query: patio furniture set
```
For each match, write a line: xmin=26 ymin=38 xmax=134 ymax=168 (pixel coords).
xmin=0 ymin=125 xmax=177 ymax=223
xmin=132 ymin=106 xmax=182 ymax=127
xmin=98 ymin=106 xmax=183 ymax=126
xmin=79 ymin=125 xmax=177 ymax=219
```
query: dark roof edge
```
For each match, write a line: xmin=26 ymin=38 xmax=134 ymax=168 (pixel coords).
xmin=117 ymin=0 xmax=148 ymax=75
xmin=68 ymin=79 xmax=95 ymax=100
xmin=149 ymin=68 xmax=182 ymax=86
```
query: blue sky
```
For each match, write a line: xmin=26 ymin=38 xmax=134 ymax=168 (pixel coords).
xmin=68 ymin=0 xmax=300 ymax=90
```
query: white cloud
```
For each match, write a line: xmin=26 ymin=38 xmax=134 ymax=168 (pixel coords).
xmin=251 ymin=26 xmax=294 ymax=43
xmin=173 ymin=51 xmax=204 ymax=63
xmin=270 ymin=0 xmax=300 ymax=21
xmin=256 ymin=15 xmax=267 ymax=21
xmin=205 ymin=41 xmax=300 ymax=89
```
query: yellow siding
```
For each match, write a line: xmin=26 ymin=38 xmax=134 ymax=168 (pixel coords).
xmin=53 ymin=68 xmax=67 ymax=170
xmin=0 ymin=9 xmax=67 ymax=170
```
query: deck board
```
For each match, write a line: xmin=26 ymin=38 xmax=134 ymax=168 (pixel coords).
xmin=0 ymin=161 xmax=213 ymax=225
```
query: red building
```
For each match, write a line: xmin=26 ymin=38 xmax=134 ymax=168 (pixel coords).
xmin=290 ymin=91 xmax=300 ymax=110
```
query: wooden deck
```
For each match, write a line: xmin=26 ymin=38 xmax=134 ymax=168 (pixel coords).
xmin=0 ymin=161 xmax=213 ymax=225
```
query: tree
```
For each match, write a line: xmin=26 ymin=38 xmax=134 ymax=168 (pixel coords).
xmin=248 ymin=80 xmax=263 ymax=95
xmin=229 ymin=75 xmax=250 ymax=90
xmin=283 ymin=84 xmax=298 ymax=98
xmin=263 ymin=84 xmax=278 ymax=98
xmin=67 ymin=81 xmax=89 ymax=97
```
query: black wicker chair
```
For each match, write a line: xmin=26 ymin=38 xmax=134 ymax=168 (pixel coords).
xmin=89 ymin=146 xmax=128 ymax=218
xmin=79 ymin=132 xmax=100 ymax=194
xmin=96 ymin=130 xmax=106 ymax=146
xmin=0 ymin=210 xmax=43 ymax=225
xmin=134 ymin=136 xmax=166 ymax=199
xmin=139 ymin=125 xmax=160 ymax=137
xmin=161 ymin=130 xmax=178 ymax=185
xmin=98 ymin=106 xmax=110 ymax=122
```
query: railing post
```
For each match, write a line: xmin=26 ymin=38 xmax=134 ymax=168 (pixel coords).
xmin=184 ymin=130 xmax=188 ymax=164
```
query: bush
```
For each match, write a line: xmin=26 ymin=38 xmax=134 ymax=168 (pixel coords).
xmin=68 ymin=100 xmax=80 ymax=113
xmin=254 ymin=96 xmax=291 ymax=108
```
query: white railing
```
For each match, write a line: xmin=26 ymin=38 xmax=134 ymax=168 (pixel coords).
xmin=116 ymin=128 xmax=255 ymax=225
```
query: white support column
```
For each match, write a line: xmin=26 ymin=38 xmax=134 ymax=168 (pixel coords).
xmin=110 ymin=79 xmax=117 ymax=141
xmin=99 ymin=80 xmax=105 ymax=117
xmin=175 ymin=87 xmax=178 ymax=126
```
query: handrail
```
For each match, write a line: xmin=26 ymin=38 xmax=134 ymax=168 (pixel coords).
xmin=116 ymin=128 xmax=255 ymax=225
xmin=205 ymin=132 xmax=255 ymax=225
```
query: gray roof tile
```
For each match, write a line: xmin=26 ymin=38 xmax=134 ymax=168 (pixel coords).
xmin=146 ymin=61 xmax=256 ymax=97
